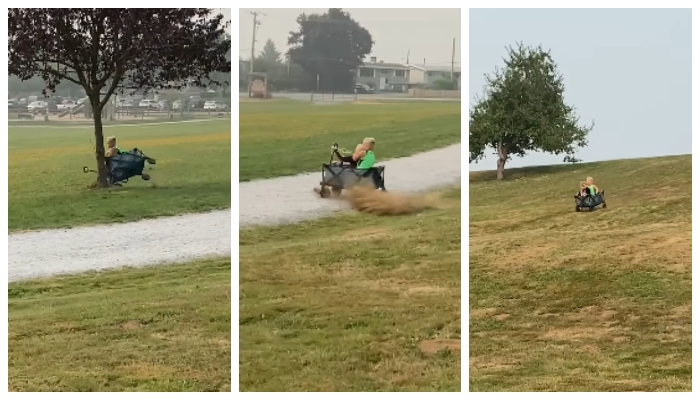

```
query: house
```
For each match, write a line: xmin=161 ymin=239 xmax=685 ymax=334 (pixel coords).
xmin=354 ymin=57 xmax=410 ymax=92
xmin=408 ymin=65 xmax=461 ymax=89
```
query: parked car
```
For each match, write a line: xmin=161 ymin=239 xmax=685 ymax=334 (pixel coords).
xmin=138 ymin=99 xmax=159 ymax=108
xmin=47 ymin=100 xmax=59 ymax=113
xmin=188 ymin=96 xmax=205 ymax=109
xmin=57 ymin=100 xmax=77 ymax=110
xmin=203 ymin=100 xmax=227 ymax=111
xmin=27 ymin=101 xmax=48 ymax=113
xmin=157 ymin=100 xmax=170 ymax=110
xmin=355 ymin=83 xmax=374 ymax=94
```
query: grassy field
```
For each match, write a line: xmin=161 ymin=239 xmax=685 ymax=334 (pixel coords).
xmin=469 ymin=155 xmax=691 ymax=391
xmin=8 ymin=118 xmax=231 ymax=232
xmin=8 ymin=257 xmax=231 ymax=392
xmin=239 ymin=101 xmax=460 ymax=181
xmin=239 ymin=187 xmax=462 ymax=391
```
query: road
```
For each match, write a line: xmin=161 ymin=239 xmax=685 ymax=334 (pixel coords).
xmin=239 ymin=91 xmax=461 ymax=102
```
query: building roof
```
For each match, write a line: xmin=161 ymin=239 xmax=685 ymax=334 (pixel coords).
xmin=409 ymin=64 xmax=461 ymax=73
xmin=360 ymin=62 xmax=409 ymax=70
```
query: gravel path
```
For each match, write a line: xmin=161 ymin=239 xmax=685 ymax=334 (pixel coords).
xmin=240 ymin=143 xmax=461 ymax=227
xmin=8 ymin=209 xmax=231 ymax=282
xmin=9 ymin=144 xmax=460 ymax=282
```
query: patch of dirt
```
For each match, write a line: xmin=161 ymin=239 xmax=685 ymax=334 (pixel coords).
xmin=470 ymin=307 xmax=499 ymax=319
xmin=469 ymin=355 xmax=518 ymax=371
xmin=542 ymin=326 xmax=614 ymax=341
xmin=119 ymin=362 xmax=179 ymax=379
xmin=566 ymin=305 xmax=619 ymax=324
xmin=418 ymin=338 xmax=461 ymax=355
xmin=344 ymin=186 xmax=441 ymax=216
xmin=121 ymin=320 xmax=143 ymax=330
xmin=670 ymin=303 xmax=691 ymax=319
xmin=403 ymin=285 xmax=449 ymax=296
xmin=494 ymin=313 xmax=511 ymax=321
xmin=580 ymin=344 xmax=601 ymax=354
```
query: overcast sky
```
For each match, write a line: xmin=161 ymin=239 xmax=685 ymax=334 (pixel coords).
xmin=238 ymin=8 xmax=461 ymax=67
xmin=469 ymin=8 xmax=691 ymax=171
xmin=217 ymin=8 xmax=232 ymax=34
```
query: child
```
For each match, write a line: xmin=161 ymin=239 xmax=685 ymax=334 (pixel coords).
xmin=578 ymin=181 xmax=589 ymax=197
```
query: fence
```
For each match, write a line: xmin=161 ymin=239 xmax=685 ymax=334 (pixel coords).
xmin=407 ymin=89 xmax=461 ymax=99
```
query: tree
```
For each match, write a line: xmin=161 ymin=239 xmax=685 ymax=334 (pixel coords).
xmin=288 ymin=8 xmax=373 ymax=92
xmin=259 ymin=39 xmax=281 ymax=64
xmin=469 ymin=43 xmax=593 ymax=180
xmin=431 ymin=77 xmax=458 ymax=90
xmin=209 ymin=33 xmax=232 ymax=98
xmin=8 ymin=8 xmax=231 ymax=187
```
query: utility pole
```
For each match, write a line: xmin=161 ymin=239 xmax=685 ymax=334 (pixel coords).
xmin=249 ymin=11 xmax=265 ymax=74
xmin=406 ymin=49 xmax=410 ymax=65
xmin=450 ymin=37 xmax=456 ymax=83
xmin=248 ymin=11 xmax=265 ymax=98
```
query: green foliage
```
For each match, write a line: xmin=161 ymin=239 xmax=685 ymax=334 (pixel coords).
xmin=469 ymin=42 xmax=593 ymax=179
xmin=288 ymin=8 xmax=373 ymax=92
xmin=431 ymin=78 xmax=458 ymax=90
xmin=259 ymin=39 xmax=281 ymax=64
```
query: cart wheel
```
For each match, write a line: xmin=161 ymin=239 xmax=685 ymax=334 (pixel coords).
xmin=319 ymin=186 xmax=330 ymax=198
xmin=589 ymin=206 xmax=594 ymax=212
xmin=332 ymin=187 xmax=342 ymax=196
xmin=575 ymin=206 xmax=580 ymax=212
xmin=142 ymin=173 xmax=151 ymax=181
xmin=602 ymin=203 xmax=607 ymax=209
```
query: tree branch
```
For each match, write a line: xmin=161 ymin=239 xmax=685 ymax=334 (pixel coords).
xmin=99 ymin=68 xmax=125 ymax=110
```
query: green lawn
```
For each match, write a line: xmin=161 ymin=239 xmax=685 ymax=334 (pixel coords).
xmin=239 ymin=187 xmax=461 ymax=391
xmin=8 ymin=118 xmax=231 ymax=232
xmin=8 ymin=257 xmax=231 ymax=392
xmin=469 ymin=155 xmax=691 ymax=391
xmin=238 ymin=101 xmax=460 ymax=181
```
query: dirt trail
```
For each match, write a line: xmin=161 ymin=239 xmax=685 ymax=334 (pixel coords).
xmin=239 ymin=143 xmax=461 ymax=227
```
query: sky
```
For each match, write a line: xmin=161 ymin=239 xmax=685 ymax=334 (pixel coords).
xmin=469 ymin=8 xmax=692 ymax=172
xmin=238 ymin=8 xmax=461 ymax=68
xmin=216 ymin=8 xmax=232 ymax=34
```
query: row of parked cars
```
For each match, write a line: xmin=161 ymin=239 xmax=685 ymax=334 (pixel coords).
xmin=118 ymin=98 xmax=228 ymax=111
xmin=9 ymin=97 xmax=86 ymax=114
xmin=10 ymin=94 xmax=231 ymax=114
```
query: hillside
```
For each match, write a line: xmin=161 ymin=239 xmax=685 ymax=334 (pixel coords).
xmin=469 ymin=155 xmax=691 ymax=391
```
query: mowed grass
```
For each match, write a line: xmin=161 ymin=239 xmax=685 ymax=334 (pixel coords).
xmin=8 ymin=119 xmax=231 ymax=232
xmin=239 ymin=187 xmax=462 ymax=391
xmin=8 ymin=257 xmax=231 ymax=392
xmin=469 ymin=155 xmax=691 ymax=391
xmin=239 ymin=101 xmax=460 ymax=181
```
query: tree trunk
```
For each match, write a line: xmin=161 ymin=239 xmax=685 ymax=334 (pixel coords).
xmin=91 ymin=99 xmax=109 ymax=188
xmin=496 ymin=142 xmax=508 ymax=180
xmin=496 ymin=157 xmax=506 ymax=180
